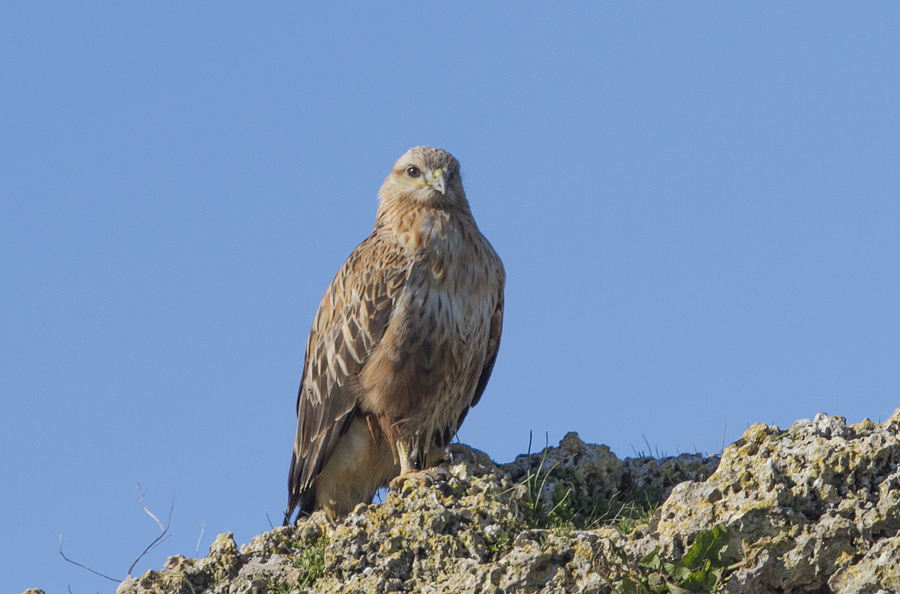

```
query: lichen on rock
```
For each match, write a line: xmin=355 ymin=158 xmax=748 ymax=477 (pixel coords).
xmin=108 ymin=410 xmax=900 ymax=594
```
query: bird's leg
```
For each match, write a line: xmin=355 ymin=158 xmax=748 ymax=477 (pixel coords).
xmin=397 ymin=440 xmax=415 ymax=475
xmin=389 ymin=441 xmax=448 ymax=490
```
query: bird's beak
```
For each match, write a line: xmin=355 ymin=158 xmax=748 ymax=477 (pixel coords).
xmin=430 ymin=168 xmax=447 ymax=195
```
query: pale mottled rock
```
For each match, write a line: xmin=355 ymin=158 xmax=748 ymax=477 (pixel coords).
xmin=829 ymin=535 xmax=900 ymax=594
xmin=115 ymin=410 xmax=900 ymax=594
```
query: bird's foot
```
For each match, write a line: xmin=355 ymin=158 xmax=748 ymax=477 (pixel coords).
xmin=389 ymin=467 xmax=451 ymax=491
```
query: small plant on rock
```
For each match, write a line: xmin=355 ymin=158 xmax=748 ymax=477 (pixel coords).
xmin=520 ymin=432 xmax=573 ymax=529
xmin=294 ymin=537 xmax=326 ymax=588
xmin=597 ymin=524 xmax=733 ymax=593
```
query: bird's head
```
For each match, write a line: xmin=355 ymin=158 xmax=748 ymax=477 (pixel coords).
xmin=379 ymin=146 xmax=467 ymax=211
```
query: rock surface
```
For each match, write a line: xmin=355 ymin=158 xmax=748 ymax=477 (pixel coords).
xmin=64 ymin=410 xmax=900 ymax=593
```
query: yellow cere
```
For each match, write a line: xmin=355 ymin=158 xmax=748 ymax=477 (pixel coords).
xmin=412 ymin=168 xmax=441 ymax=187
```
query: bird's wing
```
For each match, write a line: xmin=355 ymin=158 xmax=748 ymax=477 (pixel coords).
xmin=441 ymin=289 xmax=504 ymax=448
xmin=286 ymin=235 xmax=408 ymax=520
xmin=470 ymin=292 xmax=504 ymax=410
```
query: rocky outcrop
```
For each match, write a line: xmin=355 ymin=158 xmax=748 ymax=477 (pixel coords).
xmin=108 ymin=410 xmax=899 ymax=594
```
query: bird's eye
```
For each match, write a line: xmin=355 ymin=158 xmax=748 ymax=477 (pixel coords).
xmin=405 ymin=166 xmax=421 ymax=178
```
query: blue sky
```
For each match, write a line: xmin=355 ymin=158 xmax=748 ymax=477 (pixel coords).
xmin=2 ymin=3 xmax=898 ymax=592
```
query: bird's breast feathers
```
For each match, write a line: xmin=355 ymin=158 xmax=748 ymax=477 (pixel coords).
xmin=356 ymin=208 xmax=503 ymax=420
xmin=402 ymin=210 xmax=501 ymax=331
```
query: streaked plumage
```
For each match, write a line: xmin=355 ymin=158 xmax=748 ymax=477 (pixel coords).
xmin=285 ymin=146 xmax=505 ymax=523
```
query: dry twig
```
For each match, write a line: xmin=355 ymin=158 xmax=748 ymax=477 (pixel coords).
xmin=128 ymin=482 xmax=174 ymax=576
xmin=57 ymin=535 xmax=119 ymax=582
xmin=58 ymin=482 xmax=175 ymax=584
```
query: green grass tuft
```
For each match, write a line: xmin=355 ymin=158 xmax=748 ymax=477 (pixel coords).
xmin=294 ymin=537 xmax=327 ymax=588
xmin=516 ymin=432 xmax=666 ymax=533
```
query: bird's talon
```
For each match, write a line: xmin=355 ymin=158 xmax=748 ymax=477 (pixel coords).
xmin=389 ymin=469 xmax=448 ymax=491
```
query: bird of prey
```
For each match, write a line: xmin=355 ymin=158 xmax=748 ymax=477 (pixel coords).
xmin=285 ymin=146 xmax=505 ymax=523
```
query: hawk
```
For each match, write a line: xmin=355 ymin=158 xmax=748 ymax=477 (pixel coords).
xmin=285 ymin=146 xmax=505 ymax=523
